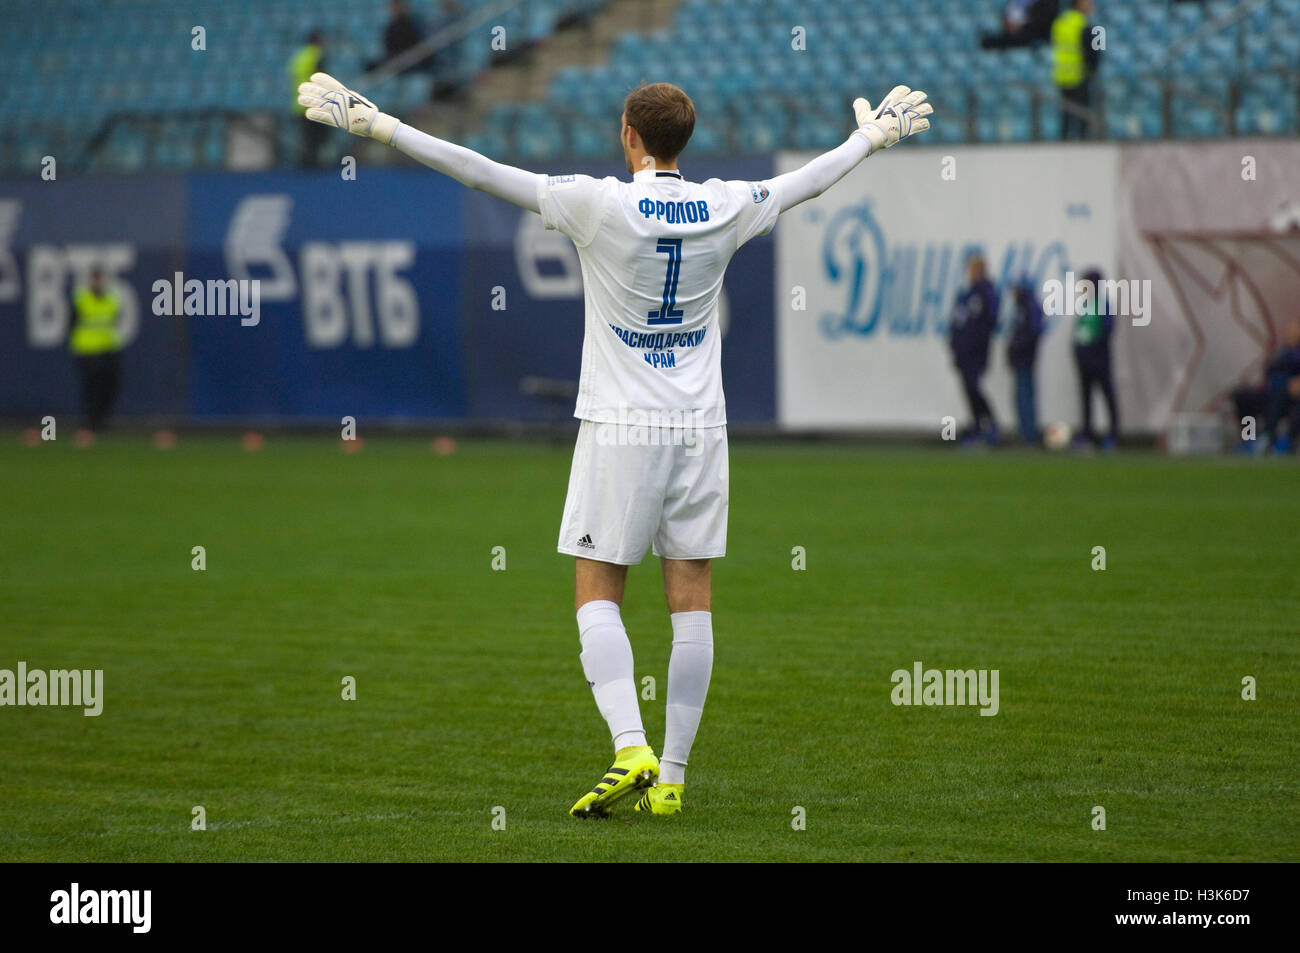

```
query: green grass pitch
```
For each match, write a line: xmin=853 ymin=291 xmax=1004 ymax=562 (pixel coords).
xmin=1 ymin=434 xmax=1296 ymax=861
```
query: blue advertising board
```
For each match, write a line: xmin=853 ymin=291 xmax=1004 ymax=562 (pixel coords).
xmin=0 ymin=158 xmax=777 ymax=425
xmin=0 ymin=175 xmax=189 ymax=419
xmin=185 ymin=168 xmax=465 ymax=420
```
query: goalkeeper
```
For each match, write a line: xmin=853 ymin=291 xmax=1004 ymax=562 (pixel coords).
xmin=299 ymin=72 xmax=932 ymax=818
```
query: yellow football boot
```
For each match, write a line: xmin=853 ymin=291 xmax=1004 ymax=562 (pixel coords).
xmin=634 ymin=782 xmax=684 ymax=815
xmin=569 ymin=745 xmax=659 ymax=818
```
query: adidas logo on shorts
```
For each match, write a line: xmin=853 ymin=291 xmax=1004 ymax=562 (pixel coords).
xmin=577 ymin=534 xmax=595 ymax=549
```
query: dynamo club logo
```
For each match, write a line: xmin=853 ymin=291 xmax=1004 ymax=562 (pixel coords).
xmin=820 ymin=201 xmax=887 ymax=339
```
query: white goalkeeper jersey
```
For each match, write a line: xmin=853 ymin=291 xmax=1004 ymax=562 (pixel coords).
xmin=537 ymin=167 xmax=780 ymax=428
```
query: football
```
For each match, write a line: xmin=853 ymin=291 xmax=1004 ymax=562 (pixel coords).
xmin=1044 ymin=421 xmax=1074 ymax=450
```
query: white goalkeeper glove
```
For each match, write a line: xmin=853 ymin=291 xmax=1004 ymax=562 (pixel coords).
xmin=297 ymin=72 xmax=400 ymax=146
xmin=853 ymin=85 xmax=933 ymax=152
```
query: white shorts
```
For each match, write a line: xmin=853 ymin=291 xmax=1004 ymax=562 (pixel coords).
xmin=557 ymin=420 xmax=729 ymax=565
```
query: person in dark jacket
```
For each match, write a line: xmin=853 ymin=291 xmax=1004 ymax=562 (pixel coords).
xmin=981 ymin=0 xmax=1058 ymax=49
xmin=1006 ymin=276 xmax=1044 ymax=445
xmin=385 ymin=1 xmax=421 ymax=59
xmin=1231 ymin=317 xmax=1300 ymax=453
xmin=367 ymin=1 xmax=425 ymax=74
xmin=949 ymin=253 xmax=1000 ymax=444
xmin=1072 ymin=268 xmax=1118 ymax=449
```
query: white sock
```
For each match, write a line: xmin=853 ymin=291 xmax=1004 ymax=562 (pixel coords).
xmin=576 ymin=600 xmax=646 ymax=751
xmin=660 ymin=610 xmax=713 ymax=784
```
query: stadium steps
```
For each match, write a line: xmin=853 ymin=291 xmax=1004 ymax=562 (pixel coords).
xmin=407 ymin=0 xmax=683 ymax=148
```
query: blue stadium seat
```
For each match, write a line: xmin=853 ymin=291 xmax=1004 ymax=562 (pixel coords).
xmin=10 ymin=0 xmax=1300 ymax=172
xmin=688 ymin=122 xmax=724 ymax=156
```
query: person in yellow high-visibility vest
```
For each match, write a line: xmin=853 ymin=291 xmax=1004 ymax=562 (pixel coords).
xmin=69 ymin=266 xmax=123 ymax=435
xmin=289 ymin=29 xmax=328 ymax=166
xmin=1052 ymin=0 xmax=1101 ymax=140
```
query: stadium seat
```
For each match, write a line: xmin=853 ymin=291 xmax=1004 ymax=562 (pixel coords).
xmin=9 ymin=0 xmax=1300 ymax=173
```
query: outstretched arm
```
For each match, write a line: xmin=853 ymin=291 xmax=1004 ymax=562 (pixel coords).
xmin=770 ymin=86 xmax=933 ymax=212
xmin=297 ymin=72 xmax=542 ymax=213
xmin=390 ymin=124 xmax=541 ymax=212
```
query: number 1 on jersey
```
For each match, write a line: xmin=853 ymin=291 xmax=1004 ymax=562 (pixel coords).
xmin=648 ymin=237 xmax=685 ymax=325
